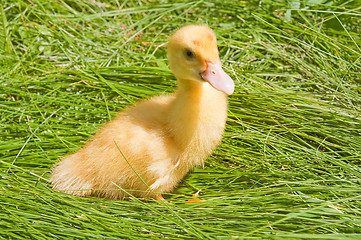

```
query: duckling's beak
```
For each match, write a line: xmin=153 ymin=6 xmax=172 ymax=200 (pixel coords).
xmin=201 ymin=62 xmax=235 ymax=95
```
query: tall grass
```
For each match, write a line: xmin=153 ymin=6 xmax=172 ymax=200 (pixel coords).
xmin=1 ymin=0 xmax=361 ymax=239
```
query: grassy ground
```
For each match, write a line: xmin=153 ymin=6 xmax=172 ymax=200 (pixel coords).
xmin=1 ymin=0 xmax=361 ymax=239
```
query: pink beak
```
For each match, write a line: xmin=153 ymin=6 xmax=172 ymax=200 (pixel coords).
xmin=201 ymin=62 xmax=235 ymax=95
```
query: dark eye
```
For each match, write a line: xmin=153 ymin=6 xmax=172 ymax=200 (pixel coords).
xmin=185 ymin=49 xmax=194 ymax=58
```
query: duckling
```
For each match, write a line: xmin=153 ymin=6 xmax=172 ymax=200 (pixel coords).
xmin=50 ymin=25 xmax=234 ymax=199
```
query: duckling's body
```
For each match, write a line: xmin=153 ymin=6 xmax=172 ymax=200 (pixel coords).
xmin=50 ymin=25 xmax=234 ymax=199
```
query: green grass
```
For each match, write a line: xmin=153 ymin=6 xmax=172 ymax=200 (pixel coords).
xmin=1 ymin=0 xmax=361 ymax=239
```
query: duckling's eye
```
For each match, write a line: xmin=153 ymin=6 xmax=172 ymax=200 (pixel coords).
xmin=185 ymin=49 xmax=194 ymax=58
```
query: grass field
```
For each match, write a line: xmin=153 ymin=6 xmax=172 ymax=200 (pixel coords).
xmin=1 ymin=0 xmax=361 ymax=239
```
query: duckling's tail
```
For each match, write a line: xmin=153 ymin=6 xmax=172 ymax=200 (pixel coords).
xmin=50 ymin=156 xmax=94 ymax=197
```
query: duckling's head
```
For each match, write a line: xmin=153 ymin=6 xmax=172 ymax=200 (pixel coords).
xmin=167 ymin=25 xmax=234 ymax=95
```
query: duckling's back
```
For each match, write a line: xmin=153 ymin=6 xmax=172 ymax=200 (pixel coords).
xmin=50 ymin=95 xmax=183 ymax=199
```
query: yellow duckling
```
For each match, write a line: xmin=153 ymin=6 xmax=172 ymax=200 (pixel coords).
xmin=50 ymin=25 xmax=234 ymax=199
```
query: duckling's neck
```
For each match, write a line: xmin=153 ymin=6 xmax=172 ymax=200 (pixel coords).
xmin=168 ymin=79 xmax=228 ymax=163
